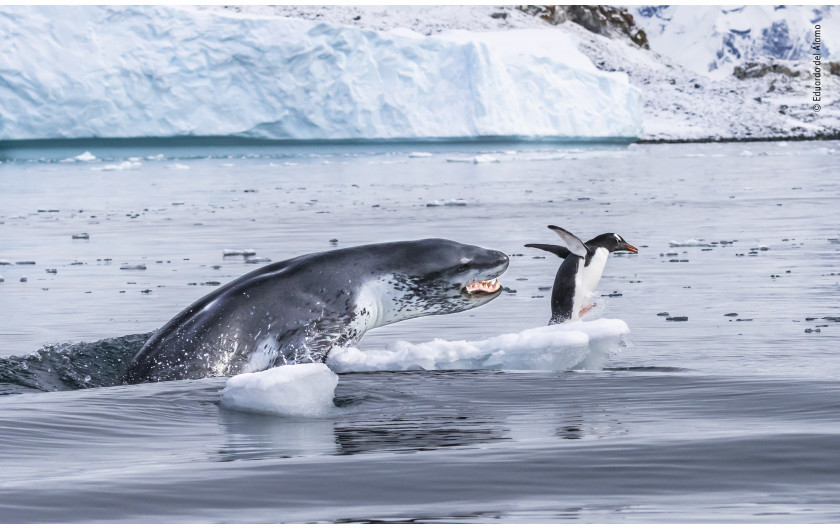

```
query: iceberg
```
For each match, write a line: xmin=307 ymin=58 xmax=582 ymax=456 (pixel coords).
xmin=0 ymin=6 xmax=641 ymax=141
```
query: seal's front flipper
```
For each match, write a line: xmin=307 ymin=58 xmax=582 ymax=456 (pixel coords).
xmin=524 ymin=243 xmax=571 ymax=259
xmin=547 ymin=225 xmax=588 ymax=258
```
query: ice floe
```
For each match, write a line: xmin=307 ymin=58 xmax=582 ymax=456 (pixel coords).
xmin=327 ymin=319 xmax=630 ymax=373
xmin=220 ymin=364 xmax=338 ymax=417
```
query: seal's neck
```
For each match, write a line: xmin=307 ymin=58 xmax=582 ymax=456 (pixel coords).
xmin=353 ymin=274 xmax=435 ymax=332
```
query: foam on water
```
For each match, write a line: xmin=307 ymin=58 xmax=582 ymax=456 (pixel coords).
xmin=220 ymin=364 xmax=338 ymax=417
xmin=327 ymin=319 xmax=630 ymax=373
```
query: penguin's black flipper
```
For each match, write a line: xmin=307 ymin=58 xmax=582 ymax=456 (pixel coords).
xmin=524 ymin=243 xmax=571 ymax=259
xmin=547 ymin=225 xmax=588 ymax=258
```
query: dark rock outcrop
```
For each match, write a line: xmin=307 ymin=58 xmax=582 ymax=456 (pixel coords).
xmin=518 ymin=5 xmax=649 ymax=49
xmin=733 ymin=59 xmax=800 ymax=79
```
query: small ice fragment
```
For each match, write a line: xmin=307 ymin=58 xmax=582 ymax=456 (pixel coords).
xmin=445 ymin=155 xmax=499 ymax=164
xmin=61 ymin=151 xmax=96 ymax=162
xmin=166 ymin=163 xmax=190 ymax=170
xmin=246 ymin=257 xmax=271 ymax=264
xmin=408 ymin=152 xmax=433 ymax=158
xmin=72 ymin=233 xmax=90 ymax=239
xmin=223 ymin=249 xmax=256 ymax=257
xmin=95 ymin=161 xmax=142 ymax=171
xmin=665 ymin=316 xmax=688 ymax=322
xmin=45 ymin=268 xmax=57 ymax=274
xmin=426 ymin=199 xmax=467 ymax=207
xmin=0 ymin=259 xmax=11 ymax=265
xmin=220 ymin=364 xmax=338 ymax=417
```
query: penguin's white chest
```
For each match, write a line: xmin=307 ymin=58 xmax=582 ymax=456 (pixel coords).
xmin=572 ymin=248 xmax=609 ymax=317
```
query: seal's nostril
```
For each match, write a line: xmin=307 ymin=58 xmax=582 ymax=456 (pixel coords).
xmin=493 ymin=251 xmax=510 ymax=269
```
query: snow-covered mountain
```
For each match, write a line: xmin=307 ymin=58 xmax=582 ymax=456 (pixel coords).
xmin=633 ymin=5 xmax=837 ymax=78
xmin=0 ymin=6 xmax=641 ymax=142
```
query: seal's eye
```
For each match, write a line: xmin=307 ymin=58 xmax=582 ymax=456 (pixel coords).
xmin=457 ymin=264 xmax=469 ymax=273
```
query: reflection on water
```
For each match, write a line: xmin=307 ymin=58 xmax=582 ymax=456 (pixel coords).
xmin=217 ymin=408 xmax=337 ymax=461
xmin=333 ymin=416 xmax=510 ymax=456
xmin=215 ymin=371 xmax=637 ymax=462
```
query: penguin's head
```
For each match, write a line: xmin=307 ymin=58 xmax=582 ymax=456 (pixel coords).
xmin=587 ymin=233 xmax=638 ymax=254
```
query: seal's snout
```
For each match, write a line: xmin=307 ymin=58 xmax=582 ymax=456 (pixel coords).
xmin=491 ymin=250 xmax=510 ymax=269
xmin=483 ymin=250 xmax=509 ymax=278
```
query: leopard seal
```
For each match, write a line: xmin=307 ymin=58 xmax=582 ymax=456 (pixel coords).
xmin=124 ymin=239 xmax=508 ymax=384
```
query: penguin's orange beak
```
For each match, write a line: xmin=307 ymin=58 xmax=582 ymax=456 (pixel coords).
xmin=625 ymin=245 xmax=638 ymax=253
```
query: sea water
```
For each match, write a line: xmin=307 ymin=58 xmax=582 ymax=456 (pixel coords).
xmin=0 ymin=139 xmax=839 ymax=522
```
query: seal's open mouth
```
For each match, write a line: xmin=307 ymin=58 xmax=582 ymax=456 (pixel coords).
xmin=464 ymin=278 xmax=501 ymax=296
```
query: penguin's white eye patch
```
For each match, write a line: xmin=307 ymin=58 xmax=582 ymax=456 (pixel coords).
xmin=460 ymin=257 xmax=471 ymax=264
xmin=614 ymin=234 xmax=621 ymax=242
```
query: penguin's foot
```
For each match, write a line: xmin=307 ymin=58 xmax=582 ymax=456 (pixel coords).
xmin=579 ymin=303 xmax=596 ymax=317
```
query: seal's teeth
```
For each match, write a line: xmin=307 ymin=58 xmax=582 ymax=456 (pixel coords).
xmin=465 ymin=277 xmax=502 ymax=294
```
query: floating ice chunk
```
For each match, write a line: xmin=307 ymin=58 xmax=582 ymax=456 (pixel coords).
xmin=669 ymin=239 xmax=713 ymax=247
xmin=72 ymin=233 xmax=90 ymax=239
xmin=408 ymin=152 xmax=433 ymax=158
xmin=328 ymin=319 xmax=630 ymax=373
xmin=426 ymin=199 xmax=468 ymax=207
xmin=0 ymin=259 xmax=11 ymax=265
xmin=94 ymin=161 xmax=142 ymax=171
xmin=61 ymin=151 xmax=96 ymax=162
xmin=220 ymin=364 xmax=338 ymax=417
xmin=166 ymin=163 xmax=190 ymax=170
xmin=223 ymin=249 xmax=256 ymax=257
xmin=446 ymin=155 xmax=500 ymax=164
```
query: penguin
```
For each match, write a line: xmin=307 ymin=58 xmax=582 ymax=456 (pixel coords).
xmin=526 ymin=225 xmax=638 ymax=324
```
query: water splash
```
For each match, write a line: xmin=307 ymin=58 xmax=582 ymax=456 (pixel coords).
xmin=0 ymin=333 xmax=151 ymax=392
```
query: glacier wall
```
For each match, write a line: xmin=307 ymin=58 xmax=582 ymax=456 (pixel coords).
xmin=0 ymin=6 xmax=641 ymax=141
